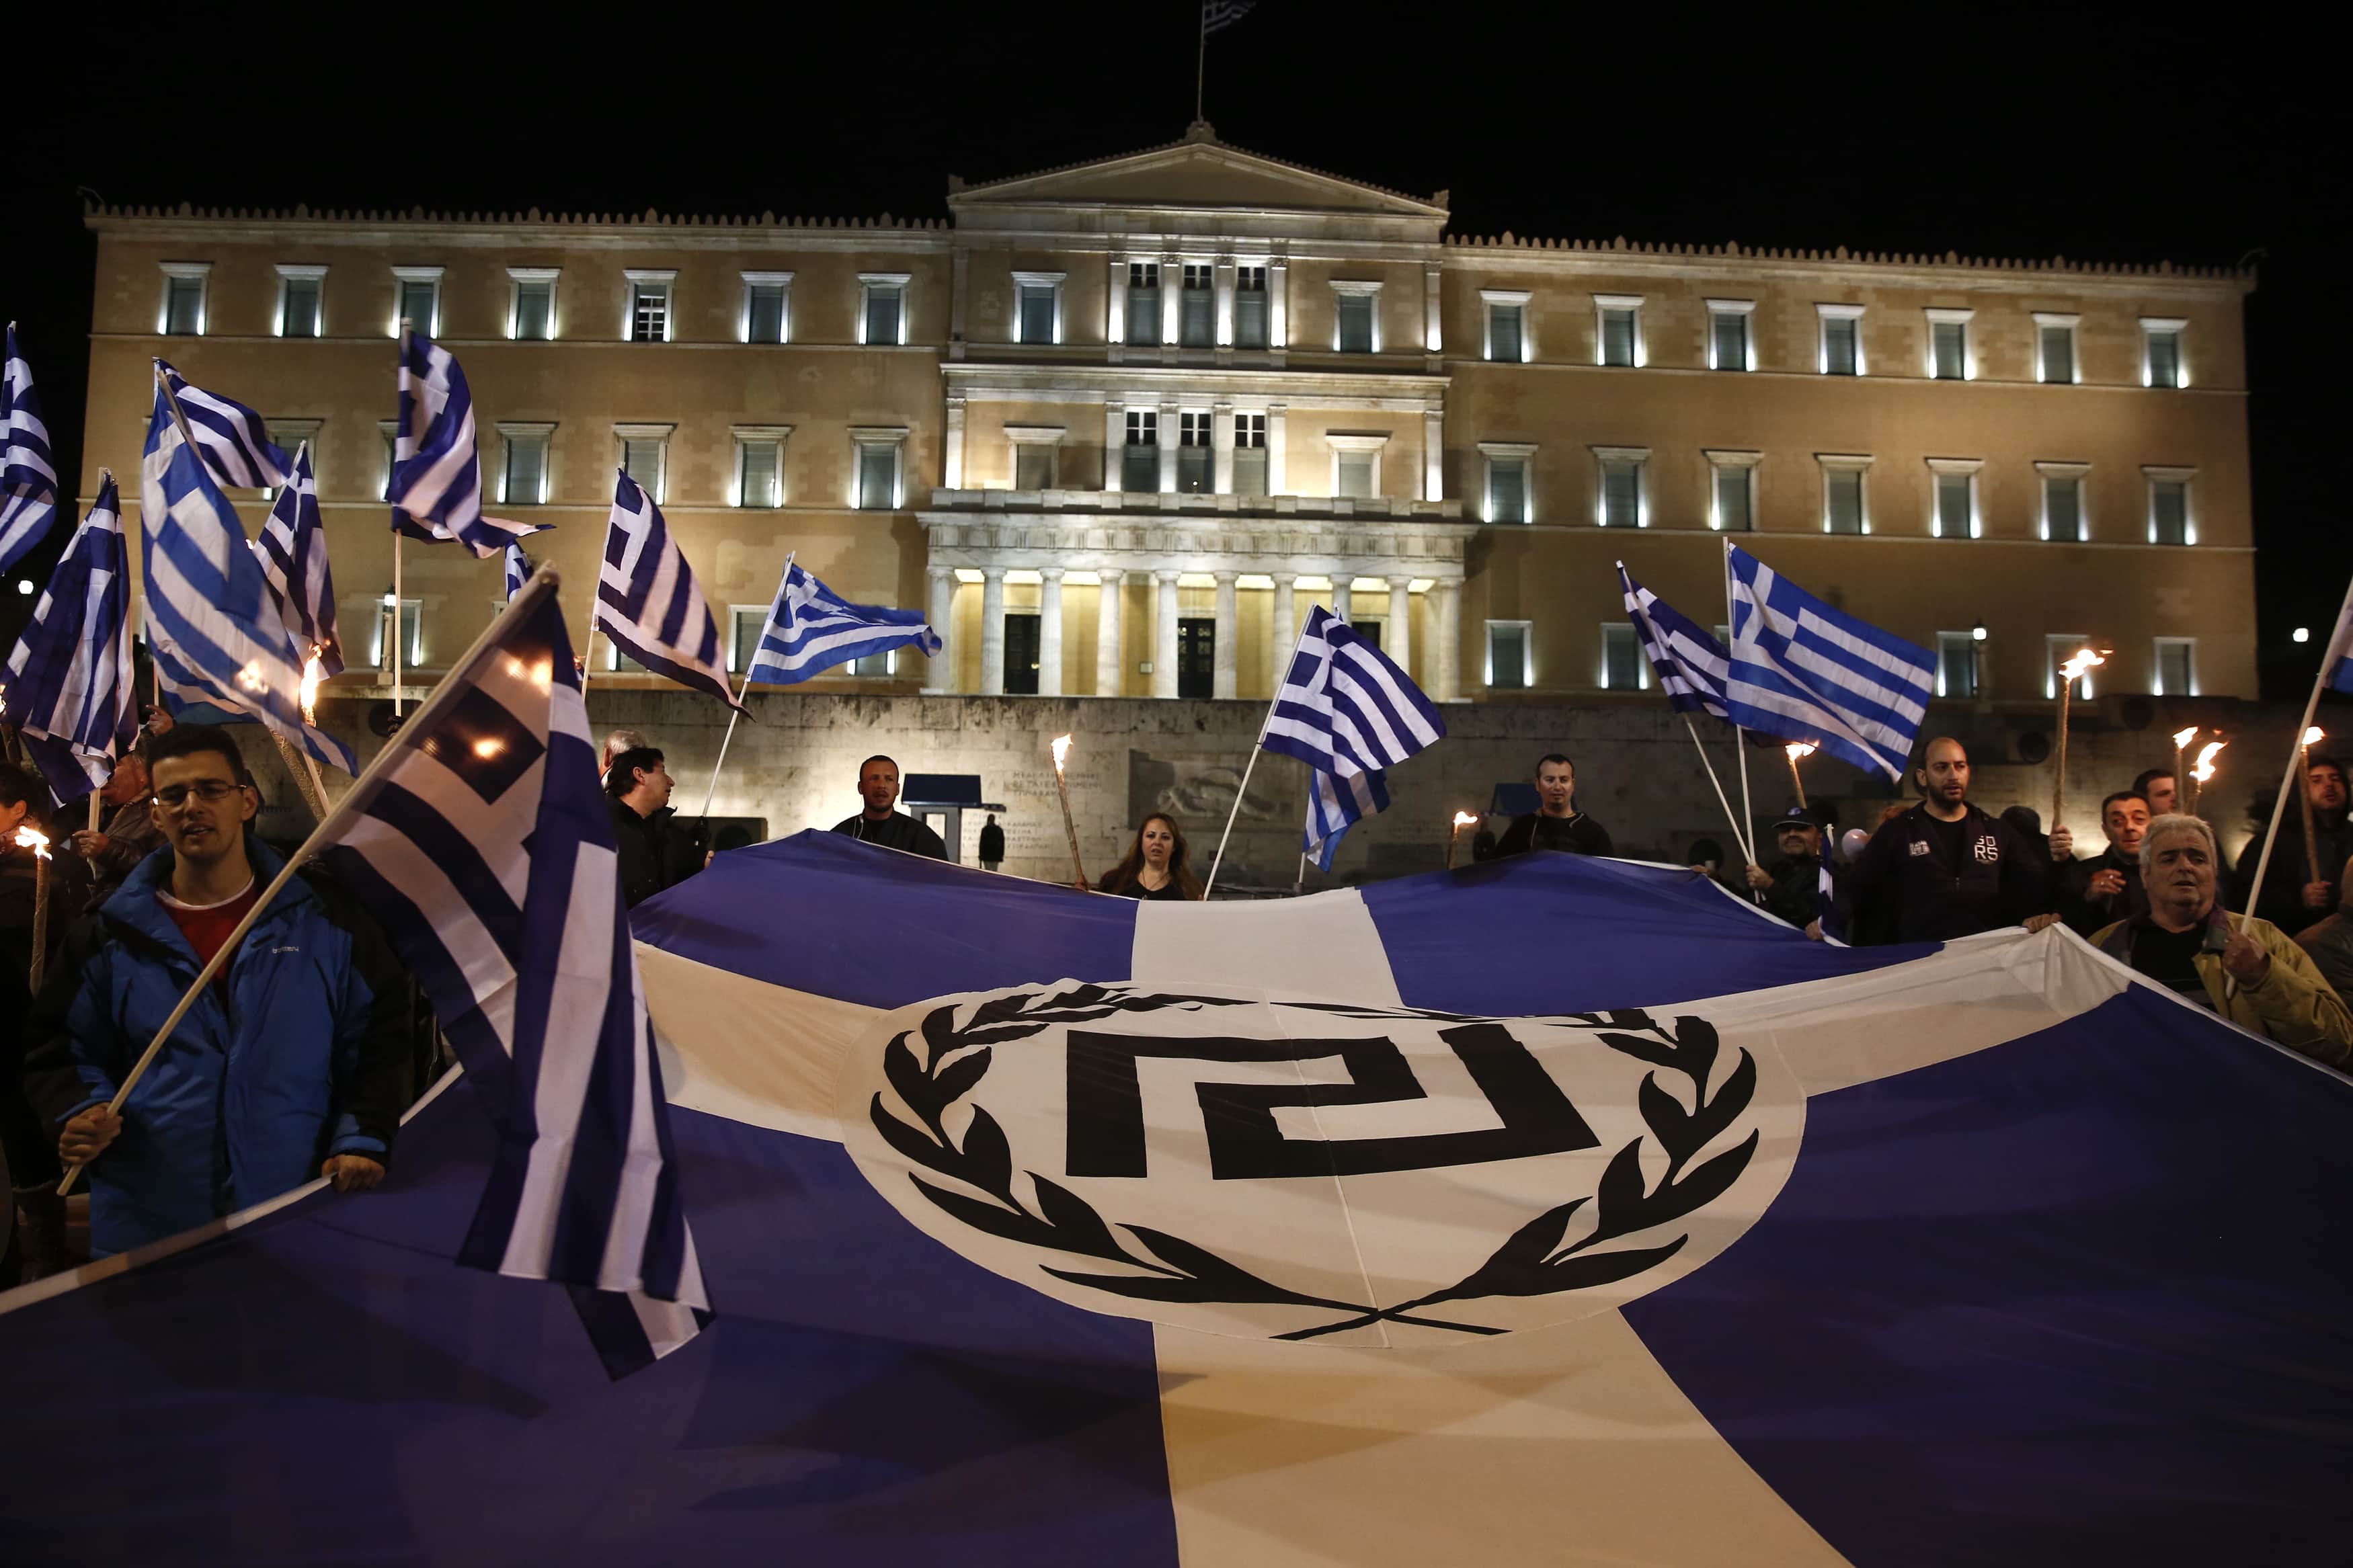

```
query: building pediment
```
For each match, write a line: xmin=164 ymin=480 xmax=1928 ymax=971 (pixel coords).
xmin=949 ymin=128 xmax=1448 ymax=222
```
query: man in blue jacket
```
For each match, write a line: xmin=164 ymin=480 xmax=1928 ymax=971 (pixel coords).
xmin=26 ymin=725 xmax=413 ymax=1257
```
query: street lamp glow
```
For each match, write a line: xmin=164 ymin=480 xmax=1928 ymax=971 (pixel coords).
xmin=2292 ymin=627 xmax=2311 ymax=644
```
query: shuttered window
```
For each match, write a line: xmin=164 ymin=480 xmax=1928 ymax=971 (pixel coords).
xmin=1714 ymin=466 xmax=1753 ymax=532
xmin=2044 ymin=475 xmax=2082 ymax=541
xmin=165 ymin=276 xmax=206 ymax=335
xmin=1601 ymin=624 xmax=1643 ymax=689
xmin=398 ymin=280 xmax=438 ymax=335
xmin=1121 ymin=410 xmax=1158 ymax=492
xmin=512 ymin=280 xmax=553 ymax=340
xmin=1232 ymin=413 xmax=1267 ymax=493
xmin=1180 ymin=265 xmax=1213 ymax=347
xmin=1337 ymin=292 xmax=1375 ymax=354
xmin=2147 ymin=329 xmax=2182 ymax=388
xmin=1601 ymin=308 xmax=1638 ymax=366
xmin=863 ymin=282 xmax=903 ymax=346
xmin=1234 ymin=267 xmax=1269 ymax=348
xmin=629 ymin=282 xmax=669 ymax=343
xmin=1014 ymin=444 xmax=1055 ymax=490
xmin=737 ymin=441 xmax=781 ymax=508
xmin=1710 ymin=311 xmax=1749 ymax=370
xmin=1826 ymin=469 xmax=1865 ymax=534
xmin=1337 ymin=452 xmax=1375 ymax=498
xmin=1016 ymin=284 xmax=1055 ymax=345
xmin=503 ymin=433 xmax=548 ymax=505
xmin=2040 ymin=325 xmax=2075 ymax=383
xmin=1823 ymin=316 xmax=1858 ymax=374
xmin=1931 ymin=321 xmax=1967 ymax=379
xmin=1488 ymin=303 xmax=1523 ymax=362
xmin=746 ymin=283 xmax=787 ymax=343
xmin=280 ymin=278 xmax=321 ymax=337
xmin=1936 ymin=474 xmax=1974 ymax=538
xmin=1487 ymin=623 xmax=1529 ymax=689
xmin=1178 ymin=411 xmax=1211 ymax=493
xmin=2151 ymin=481 xmax=2189 ymax=544
xmin=1936 ymin=632 xmax=1980 ymax=698
xmin=2155 ymin=638 xmax=2196 ymax=696
xmin=1599 ymin=460 xmax=1642 ymax=527
xmin=856 ymin=444 xmax=900 ymax=510
xmin=1126 ymin=264 xmax=1160 ymax=345
xmin=1488 ymin=458 xmax=1528 ymax=524
xmin=622 ymin=438 xmax=666 ymax=500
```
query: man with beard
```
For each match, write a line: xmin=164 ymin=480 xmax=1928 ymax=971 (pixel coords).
xmin=831 ymin=755 xmax=949 ymax=860
xmin=1744 ymin=804 xmax=1834 ymax=936
xmin=2093 ymin=815 xmax=2350 ymax=1063
xmin=1841 ymin=737 xmax=2059 ymax=944
xmin=2051 ymin=790 xmax=2152 ymax=936
xmin=2232 ymin=754 xmax=2352 ymax=938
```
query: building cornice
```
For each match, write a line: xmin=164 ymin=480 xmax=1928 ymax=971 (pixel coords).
xmin=1441 ymin=235 xmax=2249 ymax=296
xmin=944 ymin=362 xmax=1447 ymax=408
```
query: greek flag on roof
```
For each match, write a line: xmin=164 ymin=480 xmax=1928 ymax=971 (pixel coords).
xmin=1618 ymin=562 xmax=1730 ymax=720
xmin=255 ymin=443 xmax=344 ymax=677
xmin=138 ymin=384 xmax=356 ymax=774
xmin=0 ymin=323 xmax=60 ymax=574
xmin=154 ymin=358 xmax=290 ymax=491
xmin=2 ymin=474 xmax=135 ymax=802
xmin=309 ymin=574 xmax=709 ymax=1377
xmin=1724 ymin=542 xmax=1933 ymax=781
xmin=1263 ymin=604 xmax=1445 ymax=779
xmin=389 ymin=331 xmax=547 ymax=558
xmin=596 ymin=470 xmax=744 ymax=711
xmin=1305 ymin=764 xmax=1390 ymax=872
xmin=743 ymin=559 xmax=941 ymax=687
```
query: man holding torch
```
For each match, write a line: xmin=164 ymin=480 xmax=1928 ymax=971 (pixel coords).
xmin=2233 ymin=753 xmax=2350 ymax=938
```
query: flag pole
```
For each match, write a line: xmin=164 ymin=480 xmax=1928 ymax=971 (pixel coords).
xmin=392 ymin=321 xmax=411 ymax=718
xmin=1683 ymin=714 xmax=1753 ymax=865
xmin=1723 ymin=538 xmax=1756 ymax=878
xmin=1203 ymin=622 xmax=1300 ymax=899
xmin=2238 ymin=570 xmax=2353 ymax=945
xmin=59 ymin=568 xmax=568 ymax=1196
xmin=696 ymin=553 xmax=785 ymax=824
xmin=1195 ymin=3 xmax=1208 ymax=122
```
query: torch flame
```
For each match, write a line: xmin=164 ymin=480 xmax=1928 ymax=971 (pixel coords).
xmin=1785 ymin=742 xmax=1817 ymax=761
xmin=1451 ymin=811 xmax=1478 ymax=829
xmin=12 ymin=825 xmax=50 ymax=860
xmin=2192 ymin=739 xmax=2226 ymax=782
xmin=1049 ymin=734 xmax=1073 ymax=774
xmin=2304 ymin=726 xmax=2325 ymax=748
xmin=2171 ymin=726 xmax=2199 ymax=749
xmin=2059 ymin=647 xmax=2106 ymax=683
xmin=299 ymin=649 xmax=323 ymax=727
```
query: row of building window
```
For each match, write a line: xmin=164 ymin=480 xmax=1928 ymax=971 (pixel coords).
xmin=157 ymin=260 xmax=2190 ymax=388
xmin=1477 ymin=447 xmax=2198 ymax=543
xmin=1562 ymin=625 xmax=2197 ymax=699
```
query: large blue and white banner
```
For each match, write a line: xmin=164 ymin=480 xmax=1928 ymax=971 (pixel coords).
xmin=4 ymin=837 xmax=2349 ymax=1565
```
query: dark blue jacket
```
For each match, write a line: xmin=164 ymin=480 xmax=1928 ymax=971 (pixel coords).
xmin=26 ymin=836 xmax=412 ymax=1256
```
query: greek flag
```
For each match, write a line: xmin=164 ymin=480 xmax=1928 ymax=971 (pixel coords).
xmin=2 ymin=474 xmax=135 ymax=802
xmin=138 ymin=385 xmax=356 ymax=774
xmin=1263 ymin=605 xmax=1444 ymax=778
xmin=595 ymin=470 xmax=744 ymax=710
xmin=742 ymin=559 xmax=941 ymax=687
xmin=309 ymin=575 xmax=710 ymax=1377
xmin=255 ymin=443 xmax=344 ymax=677
xmin=1202 ymin=0 xmax=1255 ymax=32
xmin=2323 ymin=580 xmax=2353 ymax=697
xmin=1724 ymin=543 xmax=1933 ymax=781
xmin=390 ymin=331 xmax=545 ymax=559
xmin=155 ymin=358 xmax=290 ymax=490
xmin=1 ymin=323 xmax=59 ymax=575
xmin=1618 ymin=562 xmax=1729 ymax=720
xmin=504 ymin=542 xmax=532 ymax=603
xmin=1305 ymin=764 xmax=1390 ymax=872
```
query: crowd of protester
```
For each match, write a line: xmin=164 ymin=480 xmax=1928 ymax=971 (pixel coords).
xmin=7 ymin=710 xmax=2352 ymax=1292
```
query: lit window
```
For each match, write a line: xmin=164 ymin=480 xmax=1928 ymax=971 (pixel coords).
xmin=2154 ymin=637 xmax=2196 ymax=696
xmin=2145 ymin=466 xmax=2194 ymax=545
xmin=742 ymin=272 xmax=791 ymax=344
xmin=1486 ymin=621 xmax=1531 ymax=689
xmin=2142 ymin=317 xmax=2187 ymax=388
xmin=859 ymin=274 xmax=909 ymax=346
xmin=1928 ymin=458 xmax=1982 ymax=538
xmin=497 ymin=423 xmax=554 ymax=505
xmin=1122 ymin=409 xmax=1160 ymax=492
xmin=2034 ymin=313 xmax=2080 ymax=384
xmin=1706 ymin=299 xmax=1756 ymax=371
xmin=1601 ymin=624 xmax=1645 ymax=690
xmin=391 ymin=266 xmax=443 ymax=337
xmin=2046 ymin=634 xmax=2095 ymax=699
xmin=509 ymin=268 xmax=557 ymax=341
xmin=1231 ymin=411 xmax=1268 ymax=494
xmin=1926 ymin=308 xmax=1972 ymax=380
xmin=1482 ymin=290 xmax=1531 ymax=363
xmin=615 ymin=424 xmax=672 ymax=503
xmin=1178 ymin=411 xmax=1213 ymax=493
xmin=1817 ymin=303 xmax=1863 ymax=374
xmin=1592 ymin=446 xmax=1648 ymax=528
xmin=2036 ymin=462 xmax=2089 ymax=542
xmin=733 ymin=426 xmax=789 ymax=507
xmin=1013 ymin=270 xmax=1064 ymax=345
xmin=276 ymin=265 xmax=326 ymax=338
xmin=852 ymin=427 xmax=908 ymax=509
xmin=1234 ymin=265 xmax=1269 ymax=348
xmin=1936 ymin=632 xmax=1981 ymax=698
xmin=1481 ymin=442 xmax=1536 ymax=524
xmin=625 ymin=271 xmax=675 ymax=343
xmin=1707 ymin=450 xmax=1760 ymax=532
xmin=161 ymin=263 xmax=211 ymax=335
xmin=1333 ymin=283 xmax=1382 ymax=354
xmin=1594 ymin=294 xmax=1643 ymax=366
xmin=1125 ymin=263 xmax=1161 ymax=346
xmin=1180 ymin=263 xmax=1213 ymax=348
xmin=1819 ymin=454 xmax=1873 ymax=534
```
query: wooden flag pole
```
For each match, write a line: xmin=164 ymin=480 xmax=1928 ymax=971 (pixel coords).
xmin=696 ymin=552 xmax=787 ymax=825
xmin=391 ymin=322 xmax=411 ymax=718
xmin=2241 ymin=571 xmax=2353 ymax=946
xmin=1682 ymin=715 xmax=1754 ymax=866
xmin=57 ymin=569 xmax=568 ymax=1196
xmin=1203 ymin=653 xmax=1291 ymax=900
xmin=1723 ymin=539 xmax=1760 ymax=899
xmin=2298 ymin=732 xmax=2323 ymax=889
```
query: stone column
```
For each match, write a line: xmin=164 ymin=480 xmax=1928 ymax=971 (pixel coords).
xmin=1422 ymin=407 xmax=1444 ymax=502
xmin=1388 ymin=576 xmax=1414 ymax=682
xmin=1038 ymin=567 xmax=1064 ymax=697
xmin=1212 ymin=571 xmax=1238 ymax=699
xmin=943 ymin=394 xmax=967 ymax=491
xmin=1157 ymin=398 xmax=1179 ymax=493
xmin=1095 ymin=568 xmax=1125 ymax=696
xmin=1330 ymin=577 xmax=1353 ymax=626
xmin=1161 ymin=251 xmax=1181 ymax=346
xmin=1103 ymin=403 xmax=1125 ymax=491
xmin=1212 ymin=401 xmax=1235 ymax=494
xmin=1271 ymin=573 xmax=1298 ymax=665
xmin=1106 ymin=255 xmax=1127 ymax=352
xmin=1269 ymin=257 xmax=1289 ymax=349
xmin=1267 ymin=403 xmax=1288 ymax=496
xmin=1431 ymin=579 xmax=1462 ymax=701
xmin=922 ymin=565 xmax=957 ymax=693
xmin=1153 ymin=570 xmax=1180 ymax=699
xmin=979 ymin=568 xmax=1006 ymax=697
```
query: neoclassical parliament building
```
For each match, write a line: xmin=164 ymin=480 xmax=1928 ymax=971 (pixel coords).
xmin=78 ymin=125 xmax=2255 ymax=714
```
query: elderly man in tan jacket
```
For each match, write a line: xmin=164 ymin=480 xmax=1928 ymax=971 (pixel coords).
xmin=2092 ymin=814 xmax=2353 ymax=1067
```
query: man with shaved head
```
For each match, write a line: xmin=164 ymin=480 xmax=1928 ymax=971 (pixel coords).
xmin=1840 ymin=736 xmax=2057 ymax=945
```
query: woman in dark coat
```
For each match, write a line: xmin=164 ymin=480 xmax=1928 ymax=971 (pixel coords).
xmin=1094 ymin=813 xmax=1203 ymax=901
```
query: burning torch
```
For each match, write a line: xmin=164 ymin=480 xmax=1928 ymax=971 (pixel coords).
xmin=1049 ymin=735 xmax=1088 ymax=889
xmin=2052 ymin=647 xmax=2106 ymax=834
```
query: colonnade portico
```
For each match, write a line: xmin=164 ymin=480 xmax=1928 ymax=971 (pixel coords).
xmin=920 ymin=491 xmax=1473 ymax=702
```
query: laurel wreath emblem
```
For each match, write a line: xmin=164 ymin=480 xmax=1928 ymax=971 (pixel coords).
xmin=868 ymin=985 xmax=1758 ymax=1342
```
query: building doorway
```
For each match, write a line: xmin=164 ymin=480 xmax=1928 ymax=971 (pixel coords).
xmin=1004 ymin=614 xmax=1041 ymax=695
xmin=1178 ymin=618 xmax=1215 ymax=698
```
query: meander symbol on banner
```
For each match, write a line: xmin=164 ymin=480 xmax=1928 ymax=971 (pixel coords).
xmin=840 ymin=983 xmax=1806 ymax=1344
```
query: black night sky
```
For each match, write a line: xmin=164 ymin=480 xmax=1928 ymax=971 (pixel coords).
xmin=7 ymin=10 xmax=2339 ymax=696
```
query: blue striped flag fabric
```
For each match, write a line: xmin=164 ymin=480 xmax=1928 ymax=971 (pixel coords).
xmin=1618 ymin=562 xmax=1730 ymax=720
xmin=138 ymin=386 xmax=357 ymax=774
xmin=154 ymin=358 xmax=291 ymax=491
xmin=390 ymin=331 xmax=547 ymax=559
xmin=0 ymin=323 xmax=60 ymax=574
xmin=1304 ymin=763 xmax=1390 ymax=871
xmin=1262 ymin=604 xmax=1445 ymax=778
xmin=2 ymin=474 xmax=136 ymax=802
xmin=595 ymin=470 xmax=744 ymax=711
xmin=504 ymin=542 xmax=532 ymax=603
xmin=255 ymin=443 xmax=344 ymax=677
xmin=1724 ymin=542 xmax=1933 ymax=781
xmin=742 ymin=559 xmax=941 ymax=687
xmin=2323 ymin=579 xmax=2353 ymax=697
xmin=311 ymin=575 xmax=710 ymax=1376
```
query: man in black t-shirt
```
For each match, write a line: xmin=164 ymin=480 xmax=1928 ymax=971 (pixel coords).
xmin=1840 ymin=737 xmax=2059 ymax=944
xmin=1490 ymin=753 xmax=1614 ymax=860
xmin=831 ymin=755 xmax=949 ymax=860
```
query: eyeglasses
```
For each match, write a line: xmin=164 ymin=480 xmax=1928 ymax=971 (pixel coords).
xmin=154 ymin=780 xmax=248 ymax=808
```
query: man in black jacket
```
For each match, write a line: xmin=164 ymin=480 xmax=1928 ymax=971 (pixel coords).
xmin=1745 ymin=804 xmax=1833 ymax=934
xmin=606 ymin=745 xmax=703 ymax=907
xmin=832 ymin=755 xmax=949 ymax=860
xmin=2050 ymin=790 xmax=2151 ymax=936
xmin=2231 ymin=754 xmax=2351 ymax=938
xmin=1841 ymin=737 xmax=2059 ymax=944
xmin=1490 ymin=754 xmax=1613 ymax=860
